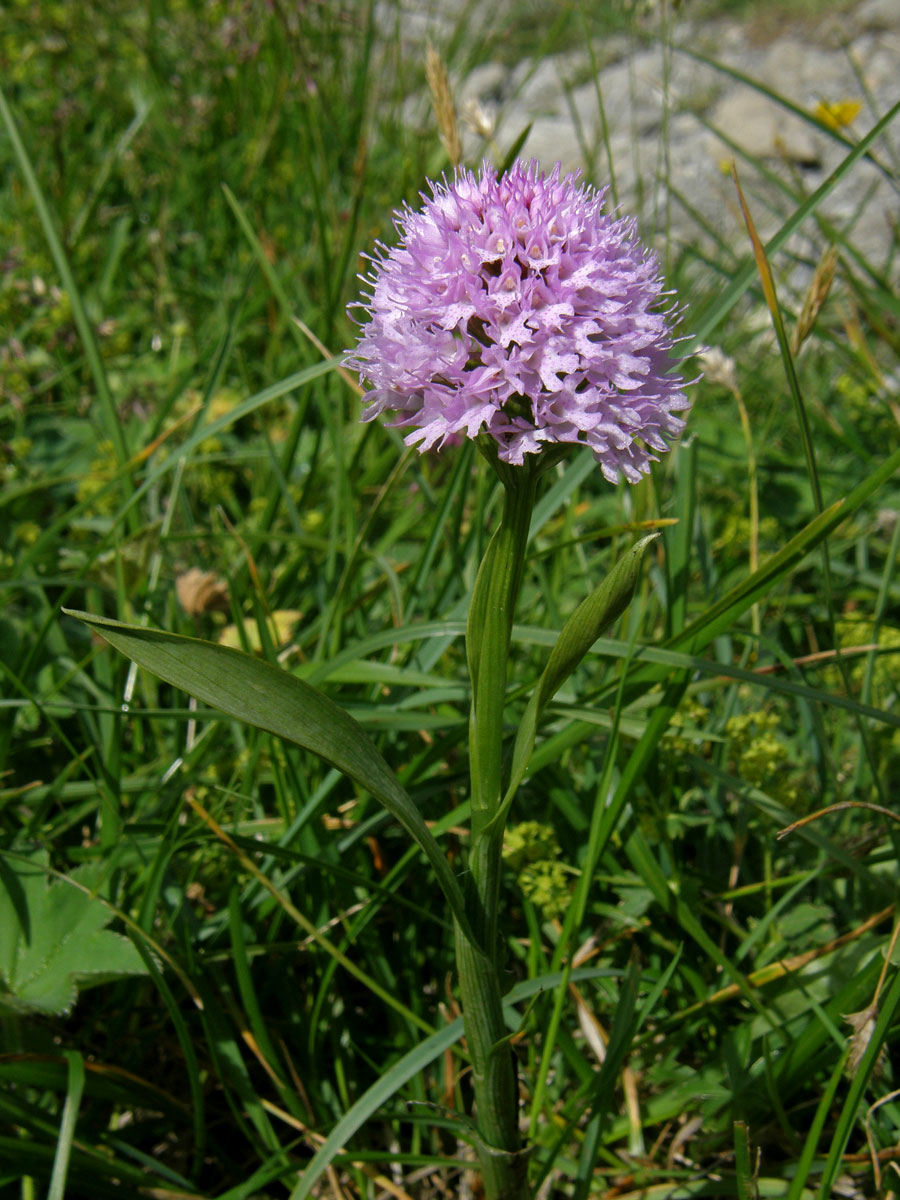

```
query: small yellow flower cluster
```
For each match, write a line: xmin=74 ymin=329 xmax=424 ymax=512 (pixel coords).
xmin=13 ymin=522 xmax=42 ymax=546
xmin=517 ymin=861 xmax=573 ymax=921
xmin=826 ymin=620 xmax=900 ymax=702
xmin=503 ymin=821 xmax=574 ymax=921
xmin=667 ymin=698 xmax=711 ymax=760
xmin=503 ymin=821 xmax=561 ymax=870
xmin=726 ymin=711 xmax=796 ymax=804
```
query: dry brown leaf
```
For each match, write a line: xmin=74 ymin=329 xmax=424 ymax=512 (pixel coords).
xmin=845 ymin=1003 xmax=879 ymax=1076
xmin=176 ymin=568 xmax=230 ymax=615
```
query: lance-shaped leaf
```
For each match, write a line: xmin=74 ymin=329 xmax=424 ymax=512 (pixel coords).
xmin=499 ymin=534 xmax=657 ymax=817
xmin=64 ymin=611 xmax=473 ymax=942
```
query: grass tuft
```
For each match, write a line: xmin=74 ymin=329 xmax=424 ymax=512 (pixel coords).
xmin=1 ymin=0 xmax=898 ymax=1196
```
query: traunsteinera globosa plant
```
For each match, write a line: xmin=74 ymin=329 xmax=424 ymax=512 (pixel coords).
xmin=69 ymin=156 xmax=692 ymax=1200
xmin=346 ymin=158 xmax=692 ymax=1199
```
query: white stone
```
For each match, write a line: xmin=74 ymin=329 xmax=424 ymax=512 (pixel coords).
xmin=855 ymin=0 xmax=900 ymax=31
xmin=513 ymin=58 xmax=569 ymax=117
xmin=760 ymin=39 xmax=859 ymax=102
xmin=456 ymin=62 xmax=507 ymax=108
xmin=709 ymin=87 xmax=822 ymax=163
xmin=514 ymin=115 xmax=588 ymax=174
xmin=389 ymin=0 xmax=900 ymax=271
xmin=855 ymin=33 xmax=900 ymax=103
xmin=667 ymin=51 xmax=726 ymax=111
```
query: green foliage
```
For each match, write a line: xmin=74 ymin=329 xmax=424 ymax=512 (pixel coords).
xmin=0 ymin=848 xmax=146 ymax=1016
xmin=1 ymin=0 xmax=899 ymax=1196
xmin=67 ymin=608 xmax=474 ymax=940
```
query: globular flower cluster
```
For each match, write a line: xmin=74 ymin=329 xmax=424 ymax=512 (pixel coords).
xmin=346 ymin=159 xmax=690 ymax=483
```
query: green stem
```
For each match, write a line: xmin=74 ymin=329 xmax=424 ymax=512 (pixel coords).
xmin=466 ymin=469 xmax=535 ymax=949
xmin=455 ymin=463 xmax=536 ymax=1200
xmin=454 ymin=928 xmax=526 ymax=1197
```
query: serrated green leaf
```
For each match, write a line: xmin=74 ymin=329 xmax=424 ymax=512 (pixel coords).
xmin=0 ymin=850 xmax=147 ymax=1016
xmin=64 ymin=610 xmax=472 ymax=942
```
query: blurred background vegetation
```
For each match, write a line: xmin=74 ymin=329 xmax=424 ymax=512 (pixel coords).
xmin=1 ymin=0 xmax=899 ymax=1197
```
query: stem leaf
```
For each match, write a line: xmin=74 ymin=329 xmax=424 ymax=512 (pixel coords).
xmin=63 ymin=610 xmax=471 ymax=939
xmin=502 ymin=534 xmax=657 ymax=812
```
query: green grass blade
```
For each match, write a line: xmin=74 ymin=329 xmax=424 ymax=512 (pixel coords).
xmin=670 ymin=439 xmax=900 ymax=654
xmin=222 ymin=182 xmax=312 ymax=325
xmin=734 ymin=1121 xmax=757 ymax=1200
xmin=816 ymin=963 xmax=900 ymax=1199
xmin=690 ymin=95 xmax=900 ymax=348
xmin=0 ymin=83 xmax=131 ymax=476
xmin=64 ymin=610 xmax=473 ymax=943
xmin=501 ymin=534 xmax=657 ymax=819
xmin=529 ymin=648 xmax=638 ymax=1136
xmin=17 ymin=358 xmax=339 ymax=582
xmin=784 ymin=1048 xmax=847 ymax=1200
xmin=69 ymin=95 xmax=152 ymax=246
xmin=227 ymin=885 xmax=307 ymax=1122
xmin=731 ymin=168 xmax=823 ymax=515
xmin=678 ymin=44 xmax=894 ymax=177
xmin=571 ymin=957 xmax=641 ymax=1200
xmin=131 ymin=937 xmax=207 ymax=1176
xmin=529 ymin=448 xmax=596 ymax=538
xmin=47 ymin=1050 xmax=85 ymax=1200
xmin=288 ymin=966 xmax=619 ymax=1200
xmin=624 ymin=826 xmax=773 ymax=1025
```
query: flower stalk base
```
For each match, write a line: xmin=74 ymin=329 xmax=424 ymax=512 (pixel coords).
xmin=454 ymin=467 xmax=536 ymax=1200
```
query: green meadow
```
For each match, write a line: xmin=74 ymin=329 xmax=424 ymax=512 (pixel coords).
xmin=2 ymin=1 xmax=899 ymax=1196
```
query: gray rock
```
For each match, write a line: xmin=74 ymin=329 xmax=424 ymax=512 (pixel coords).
xmin=456 ymin=62 xmax=507 ymax=108
xmin=759 ymin=39 xmax=859 ymax=102
xmin=709 ymin=87 xmax=822 ymax=163
xmin=517 ymin=115 xmax=589 ymax=173
xmin=388 ymin=0 xmax=900 ymax=276
xmin=854 ymin=33 xmax=900 ymax=104
xmin=855 ymin=0 xmax=900 ymax=31
xmin=667 ymin=50 xmax=727 ymax=112
xmin=512 ymin=53 xmax=585 ymax=115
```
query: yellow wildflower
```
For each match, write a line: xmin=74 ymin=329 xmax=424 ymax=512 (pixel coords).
xmin=814 ymin=100 xmax=862 ymax=131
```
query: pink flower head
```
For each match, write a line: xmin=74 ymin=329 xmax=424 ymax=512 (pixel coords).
xmin=345 ymin=159 xmax=691 ymax=484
